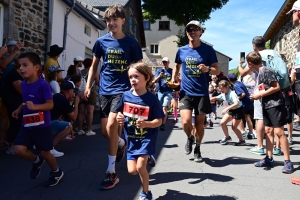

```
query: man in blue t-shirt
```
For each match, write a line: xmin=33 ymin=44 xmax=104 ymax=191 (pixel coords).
xmin=152 ymin=57 xmax=173 ymax=131
xmin=228 ymin=73 xmax=254 ymax=138
xmin=171 ymin=20 xmax=220 ymax=163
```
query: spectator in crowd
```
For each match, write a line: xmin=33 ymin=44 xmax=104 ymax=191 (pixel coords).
xmin=48 ymin=66 xmax=64 ymax=95
xmin=247 ymin=51 xmax=294 ymax=174
xmin=50 ymin=81 xmax=81 ymax=157
xmin=77 ymin=58 xmax=99 ymax=136
xmin=66 ymin=56 xmax=84 ymax=78
xmin=152 ymin=57 xmax=173 ymax=131
xmin=44 ymin=44 xmax=64 ymax=83
xmin=2 ymin=57 xmax=23 ymax=154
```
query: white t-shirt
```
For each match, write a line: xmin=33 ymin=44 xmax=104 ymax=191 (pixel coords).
xmin=49 ymin=80 xmax=60 ymax=95
xmin=217 ymin=89 xmax=242 ymax=109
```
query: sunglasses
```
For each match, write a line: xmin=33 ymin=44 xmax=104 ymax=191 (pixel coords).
xmin=186 ymin=27 xmax=200 ymax=33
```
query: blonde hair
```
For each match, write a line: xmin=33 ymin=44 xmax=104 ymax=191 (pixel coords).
xmin=246 ymin=51 xmax=262 ymax=65
xmin=128 ymin=63 xmax=154 ymax=88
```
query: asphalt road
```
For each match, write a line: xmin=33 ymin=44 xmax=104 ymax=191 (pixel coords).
xmin=1 ymin=106 xmax=300 ymax=200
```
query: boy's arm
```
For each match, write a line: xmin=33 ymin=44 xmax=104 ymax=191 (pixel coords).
xmin=251 ymin=81 xmax=280 ymax=100
xmin=238 ymin=93 xmax=246 ymax=99
xmin=25 ymin=99 xmax=53 ymax=111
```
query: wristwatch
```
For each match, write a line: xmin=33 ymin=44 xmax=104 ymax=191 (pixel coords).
xmin=208 ymin=66 xmax=211 ymax=73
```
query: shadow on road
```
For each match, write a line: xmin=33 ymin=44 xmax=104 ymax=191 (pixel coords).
xmin=149 ymin=172 xmax=234 ymax=185
xmin=156 ymin=189 xmax=237 ymax=200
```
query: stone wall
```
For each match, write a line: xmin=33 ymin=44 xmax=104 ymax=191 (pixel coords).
xmin=3 ymin=0 xmax=48 ymax=63
xmin=269 ymin=17 xmax=299 ymax=69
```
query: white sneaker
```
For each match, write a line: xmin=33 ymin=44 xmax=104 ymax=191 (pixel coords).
xmin=85 ymin=130 xmax=96 ymax=136
xmin=50 ymin=148 xmax=64 ymax=157
xmin=241 ymin=131 xmax=248 ymax=139
xmin=6 ymin=146 xmax=15 ymax=155
xmin=288 ymin=137 xmax=293 ymax=145
xmin=77 ymin=130 xmax=85 ymax=135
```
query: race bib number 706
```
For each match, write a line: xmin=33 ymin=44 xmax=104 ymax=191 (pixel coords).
xmin=123 ymin=102 xmax=149 ymax=120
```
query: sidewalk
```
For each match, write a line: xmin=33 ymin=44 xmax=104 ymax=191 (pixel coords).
xmin=0 ymin=106 xmax=299 ymax=199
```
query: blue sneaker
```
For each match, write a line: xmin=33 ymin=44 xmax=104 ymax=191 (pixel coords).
xmin=282 ymin=160 xmax=294 ymax=174
xmin=139 ymin=191 xmax=153 ymax=200
xmin=249 ymin=146 xmax=265 ymax=155
xmin=273 ymin=148 xmax=282 ymax=156
xmin=254 ymin=156 xmax=274 ymax=167
xmin=219 ymin=136 xmax=232 ymax=145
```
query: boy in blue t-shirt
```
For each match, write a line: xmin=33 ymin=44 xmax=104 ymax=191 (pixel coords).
xmin=227 ymin=73 xmax=255 ymax=139
xmin=83 ymin=5 xmax=143 ymax=189
xmin=13 ymin=52 xmax=63 ymax=187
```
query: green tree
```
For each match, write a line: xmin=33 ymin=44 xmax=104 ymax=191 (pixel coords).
xmin=142 ymin=0 xmax=229 ymax=47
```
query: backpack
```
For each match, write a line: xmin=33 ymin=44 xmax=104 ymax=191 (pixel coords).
xmin=260 ymin=49 xmax=290 ymax=91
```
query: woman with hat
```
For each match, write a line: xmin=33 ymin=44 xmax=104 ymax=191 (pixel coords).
xmin=44 ymin=44 xmax=64 ymax=83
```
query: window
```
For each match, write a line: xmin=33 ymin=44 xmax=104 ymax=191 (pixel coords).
xmin=84 ymin=24 xmax=91 ymax=36
xmin=129 ymin=16 xmax=133 ymax=31
xmin=143 ymin=21 xmax=150 ymax=30
xmin=150 ymin=44 xmax=159 ymax=54
xmin=159 ymin=21 xmax=170 ymax=30
xmin=0 ymin=4 xmax=4 ymax=46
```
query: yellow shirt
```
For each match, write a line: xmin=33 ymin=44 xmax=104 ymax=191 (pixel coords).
xmin=44 ymin=57 xmax=59 ymax=82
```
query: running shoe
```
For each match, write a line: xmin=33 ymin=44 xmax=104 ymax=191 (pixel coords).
xmin=241 ymin=131 xmax=248 ymax=139
xmin=249 ymin=146 xmax=265 ymax=155
xmin=30 ymin=156 xmax=45 ymax=179
xmin=44 ymin=167 xmax=64 ymax=187
xmin=194 ymin=145 xmax=203 ymax=162
xmin=219 ymin=136 xmax=232 ymax=145
xmin=6 ymin=146 xmax=15 ymax=155
xmin=290 ymin=177 xmax=300 ymax=185
xmin=254 ymin=156 xmax=274 ymax=167
xmin=99 ymin=172 xmax=119 ymax=190
xmin=77 ymin=130 xmax=85 ymax=135
xmin=288 ymin=137 xmax=293 ymax=145
xmin=50 ymin=148 xmax=64 ymax=157
xmin=247 ymin=133 xmax=256 ymax=139
xmin=138 ymin=191 xmax=153 ymax=200
xmin=184 ymin=135 xmax=195 ymax=155
xmin=273 ymin=147 xmax=282 ymax=156
xmin=282 ymin=160 xmax=294 ymax=174
xmin=86 ymin=130 xmax=96 ymax=136
xmin=234 ymin=140 xmax=246 ymax=146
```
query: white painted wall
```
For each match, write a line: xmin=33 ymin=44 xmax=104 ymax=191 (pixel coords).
xmin=52 ymin=1 xmax=104 ymax=76
xmin=144 ymin=16 xmax=184 ymax=68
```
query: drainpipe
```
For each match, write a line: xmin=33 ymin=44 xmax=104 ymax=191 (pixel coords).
xmin=45 ymin=0 xmax=52 ymax=64
xmin=62 ymin=0 xmax=76 ymax=70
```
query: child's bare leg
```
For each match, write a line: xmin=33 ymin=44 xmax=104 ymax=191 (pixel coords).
xmin=232 ymin=119 xmax=243 ymax=140
xmin=245 ymin=114 xmax=254 ymax=134
xmin=137 ymin=155 xmax=149 ymax=192
xmin=275 ymin=134 xmax=280 ymax=149
xmin=274 ymin=127 xmax=290 ymax=160
xmin=256 ymin=119 xmax=264 ymax=148
xmin=14 ymin=145 xmax=36 ymax=162
xmin=40 ymin=151 xmax=58 ymax=171
xmin=265 ymin=126 xmax=274 ymax=158
xmin=127 ymin=159 xmax=138 ymax=175
xmin=220 ymin=114 xmax=232 ymax=137
xmin=238 ymin=120 xmax=246 ymax=133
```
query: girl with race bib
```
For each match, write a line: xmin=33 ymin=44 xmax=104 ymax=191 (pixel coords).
xmin=116 ymin=63 xmax=164 ymax=200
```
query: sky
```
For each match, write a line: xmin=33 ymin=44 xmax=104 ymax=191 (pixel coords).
xmin=201 ymin=0 xmax=286 ymax=70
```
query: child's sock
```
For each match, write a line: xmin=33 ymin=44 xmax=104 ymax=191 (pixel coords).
xmin=33 ymin=156 xmax=40 ymax=163
xmin=118 ymin=137 xmax=125 ymax=147
xmin=196 ymin=142 xmax=201 ymax=147
xmin=52 ymin=167 xmax=60 ymax=172
xmin=174 ymin=109 xmax=178 ymax=119
xmin=107 ymin=155 xmax=116 ymax=173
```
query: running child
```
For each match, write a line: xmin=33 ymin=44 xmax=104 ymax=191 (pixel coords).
xmin=116 ymin=63 xmax=164 ymax=200
xmin=84 ymin=5 xmax=143 ymax=189
xmin=210 ymin=80 xmax=246 ymax=146
xmin=12 ymin=52 xmax=63 ymax=187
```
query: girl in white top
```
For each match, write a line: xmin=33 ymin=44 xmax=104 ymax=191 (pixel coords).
xmin=48 ymin=65 xmax=64 ymax=95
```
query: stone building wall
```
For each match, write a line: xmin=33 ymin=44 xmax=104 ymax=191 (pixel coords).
xmin=3 ymin=0 xmax=48 ymax=63
xmin=269 ymin=17 xmax=299 ymax=69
